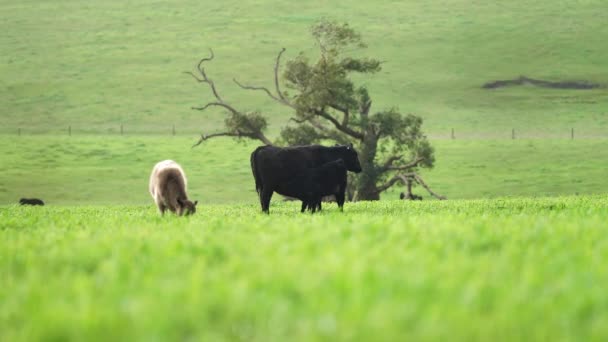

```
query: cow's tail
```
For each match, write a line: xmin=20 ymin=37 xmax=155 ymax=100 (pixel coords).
xmin=250 ymin=147 xmax=264 ymax=196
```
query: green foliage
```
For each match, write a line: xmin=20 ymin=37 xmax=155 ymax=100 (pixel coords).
xmin=2 ymin=197 xmax=608 ymax=340
xmin=225 ymin=111 xmax=268 ymax=136
xmin=339 ymin=57 xmax=381 ymax=73
xmin=372 ymin=110 xmax=434 ymax=167
xmin=279 ymin=124 xmax=324 ymax=145
xmin=283 ymin=20 xmax=382 ymax=121
xmin=310 ymin=21 xmax=367 ymax=56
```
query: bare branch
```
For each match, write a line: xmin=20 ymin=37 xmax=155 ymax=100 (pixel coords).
xmin=290 ymin=117 xmax=309 ymax=124
xmin=189 ymin=49 xmax=225 ymax=103
xmin=376 ymin=173 xmax=446 ymax=200
xmin=233 ymin=48 xmax=296 ymax=109
xmin=187 ymin=49 xmax=273 ymax=146
xmin=184 ymin=71 xmax=205 ymax=83
xmin=274 ymin=48 xmax=290 ymax=103
xmin=234 ymin=79 xmax=282 ymax=103
xmin=191 ymin=131 xmax=255 ymax=148
xmin=409 ymin=173 xmax=447 ymax=200
xmin=196 ymin=48 xmax=215 ymax=70
xmin=191 ymin=102 xmax=239 ymax=115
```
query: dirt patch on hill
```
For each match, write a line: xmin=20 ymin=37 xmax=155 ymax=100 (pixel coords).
xmin=483 ymin=76 xmax=602 ymax=90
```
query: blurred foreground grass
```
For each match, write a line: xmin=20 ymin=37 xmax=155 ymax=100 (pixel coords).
xmin=1 ymin=197 xmax=608 ymax=341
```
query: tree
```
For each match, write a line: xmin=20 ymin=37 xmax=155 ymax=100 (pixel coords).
xmin=187 ymin=20 xmax=445 ymax=201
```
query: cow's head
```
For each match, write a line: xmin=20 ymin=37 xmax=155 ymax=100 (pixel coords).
xmin=338 ymin=143 xmax=362 ymax=173
xmin=178 ymin=199 xmax=198 ymax=216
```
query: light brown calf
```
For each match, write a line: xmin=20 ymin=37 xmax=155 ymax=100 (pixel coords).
xmin=149 ymin=160 xmax=197 ymax=216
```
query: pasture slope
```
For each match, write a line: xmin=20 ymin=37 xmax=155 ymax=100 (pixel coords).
xmin=1 ymin=0 xmax=607 ymax=135
xmin=2 ymin=197 xmax=608 ymax=341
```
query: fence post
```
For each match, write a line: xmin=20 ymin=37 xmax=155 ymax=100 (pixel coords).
xmin=172 ymin=125 xmax=176 ymax=136
xmin=68 ymin=125 xmax=71 ymax=136
xmin=571 ymin=128 xmax=574 ymax=140
xmin=451 ymin=128 xmax=455 ymax=139
xmin=120 ymin=124 xmax=123 ymax=135
xmin=512 ymin=128 xmax=515 ymax=139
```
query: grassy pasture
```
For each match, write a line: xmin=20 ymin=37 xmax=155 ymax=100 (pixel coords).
xmin=1 ymin=0 xmax=607 ymax=136
xmin=2 ymin=197 xmax=608 ymax=341
xmin=1 ymin=135 xmax=606 ymax=205
xmin=2 ymin=1 xmax=608 ymax=339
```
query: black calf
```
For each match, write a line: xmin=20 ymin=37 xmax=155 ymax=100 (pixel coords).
xmin=282 ymin=159 xmax=347 ymax=213
xmin=19 ymin=198 xmax=45 ymax=206
xmin=400 ymin=192 xmax=422 ymax=200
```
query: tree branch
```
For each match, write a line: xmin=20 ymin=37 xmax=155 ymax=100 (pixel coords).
xmin=187 ymin=49 xmax=273 ymax=146
xmin=233 ymin=79 xmax=283 ymax=103
xmin=328 ymin=103 xmax=350 ymax=127
xmin=308 ymin=118 xmax=341 ymax=141
xmin=191 ymin=102 xmax=239 ymax=115
xmin=380 ymin=155 xmax=403 ymax=171
xmin=233 ymin=48 xmax=296 ymax=109
xmin=375 ymin=175 xmax=401 ymax=193
xmin=408 ymin=173 xmax=447 ymax=200
xmin=189 ymin=49 xmax=225 ymax=102
xmin=360 ymin=99 xmax=372 ymax=116
xmin=315 ymin=109 xmax=364 ymax=141
xmin=385 ymin=157 xmax=425 ymax=171
xmin=274 ymin=48 xmax=290 ymax=103
xmin=191 ymin=131 xmax=255 ymax=148
xmin=376 ymin=173 xmax=446 ymax=200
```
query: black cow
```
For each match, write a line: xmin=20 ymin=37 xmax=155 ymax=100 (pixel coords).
xmin=19 ymin=198 xmax=45 ymax=206
xmin=283 ymin=159 xmax=347 ymax=213
xmin=250 ymin=144 xmax=362 ymax=213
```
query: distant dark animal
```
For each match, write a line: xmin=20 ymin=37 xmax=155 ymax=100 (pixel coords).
xmin=250 ymin=144 xmax=362 ymax=213
xmin=283 ymin=159 xmax=347 ymax=213
xmin=149 ymin=160 xmax=198 ymax=216
xmin=400 ymin=192 xmax=423 ymax=200
xmin=19 ymin=198 xmax=44 ymax=206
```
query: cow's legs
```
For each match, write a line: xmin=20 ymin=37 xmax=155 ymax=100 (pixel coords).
xmin=335 ymin=191 xmax=346 ymax=211
xmin=300 ymin=201 xmax=307 ymax=213
xmin=260 ymin=188 xmax=273 ymax=213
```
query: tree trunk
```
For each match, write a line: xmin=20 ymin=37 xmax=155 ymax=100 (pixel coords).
xmin=354 ymin=132 xmax=380 ymax=201
xmin=406 ymin=178 xmax=413 ymax=198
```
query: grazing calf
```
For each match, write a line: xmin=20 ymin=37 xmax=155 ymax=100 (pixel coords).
xmin=283 ymin=159 xmax=348 ymax=213
xmin=19 ymin=198 xmax=45 ymax=206
xmin=149 ymin=160 xmax=198 ymax=216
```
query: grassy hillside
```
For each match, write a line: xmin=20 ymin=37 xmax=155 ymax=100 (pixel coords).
xmin=2 ymin=0 xmax=607 ymax=136
xmin=2 ymin=197 xmax=608 ymax=341
xmin=1 ymin=136 xmax=606 ymax=205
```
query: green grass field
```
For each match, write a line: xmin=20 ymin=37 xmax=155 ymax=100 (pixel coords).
xmin=2 ymin=197 xmax=608 ymax=341
xmin=1 ymin=135 xmax=607 ymax=205
xmin=3 ymin=0 xmax=608 ymax=340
